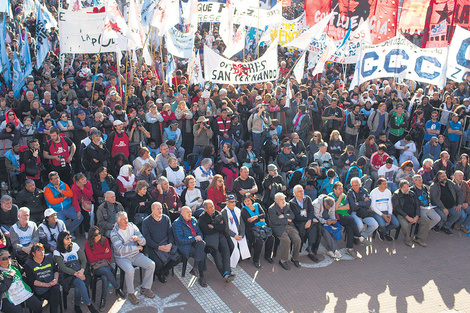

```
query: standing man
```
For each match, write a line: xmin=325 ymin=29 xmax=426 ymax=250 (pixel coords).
xmin=43 ymin=127 xmax=76 ymax=185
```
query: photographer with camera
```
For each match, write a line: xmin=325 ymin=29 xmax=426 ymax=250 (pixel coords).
xmin=43 ymin=127 xmax=76 ymax=186
xmin=128 ymin=110 xmax=151 ymax=164
xmin=345 ymin=104 xmax=362 ymax=146
xmin=193 ymin=116 xmax=214 ymax=155
xmin=247 ymin=103 xmax=271 ymax=155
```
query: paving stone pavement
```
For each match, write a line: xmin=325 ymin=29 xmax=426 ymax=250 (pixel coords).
xmin=65 ymin=230 xmax=470 ymax=313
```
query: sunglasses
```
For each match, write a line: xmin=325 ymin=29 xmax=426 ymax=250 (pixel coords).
xmin=65 ymin=236 xmax=72 ymax=240
xmin=0 ymin=255 xmax=11 ymax=261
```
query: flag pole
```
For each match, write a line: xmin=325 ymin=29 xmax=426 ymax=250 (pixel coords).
xmin=160 ymin=37 xmax=165 ymax=82
xmin=90 ymin=45 xmax=102 ymax=105
xmin=128 ymin=25 xmax=153 ymax=91
xmin=280 ymin=50 xmax=305 ymax=86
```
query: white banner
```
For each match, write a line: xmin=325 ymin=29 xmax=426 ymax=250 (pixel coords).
xmin=58 ymin=9 xmax=117 ymax=53
xmin=271 ymin=13 xmax=307 ymax=45
xmin=447 ymin=26 xmax=470 ymax=82
xmin=204 ymin=40 xmax=278 ymax=83
xmin=165 ymin=27 xmax=195 ymax=59
xmin=197 ymin=1 xmax=281 ymax=29
xmin=355 ymin=34 xmax=447 ymax=88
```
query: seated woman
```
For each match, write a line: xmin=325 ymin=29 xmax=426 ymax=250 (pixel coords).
xmin=207 ymin=174 xmax=227 ymax=211
xmin=133 ymin=147 xmax=157 ymax=175
xmin=240 ymin=194 xmax=274 ymax=268
xmin=237 ymin=141 xmax=264 ymax=187
xmin=24 ymin=243 xmax=60 ymax=313
xmin=54 ymin=231 xmax=99 ymax=313
xmin=85 ymin=226 xmax=125 ymax=310
xmin=117 ymin=164 xmax=137 ymax=197
xmin=130 ymin=180 xmax=153 ymax=226
xmin=164 ymin=156 xmax=186 ymax=196
xmin=180 ymin=175 xmax=204 ymax=218
xmin=91 ymin=167 xmax=119 ymax=204
xmin=313 ymin=142 xmax=334 ymax=170
xmin=136 ymin=163 xmax=158 ymax=193
xmin=0 ymin=249 xmax=42 ymax=313
xmin=358 ymin=135 xmax=378 ymax=159
xmin=395 ymin=160 xmax=416 ymax=187
xmin=218 ymin=142 xmax=239 ymax=192
xmin=417 ymin=158 xmax=435 ymax=186
xmin=72 ymin=173 xmax=94 ymax=236
xmin=193 ymin=158 xmax=214 ymax=190
xmin=109 ymin=153 xmax=128 ymax=179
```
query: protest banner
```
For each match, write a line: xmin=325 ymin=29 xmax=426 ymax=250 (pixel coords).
xmin=270 ymin=13 xmax=307 ymax=45
xmin=165 ymin=27 xmax=195 ymax=59
xmin=447 ymin=26 xmax=470 ymax=82
xmin=354 ymin=34 xmax=447 ymax=88
xmin=204 ymin=40 xmax=278 ymax=83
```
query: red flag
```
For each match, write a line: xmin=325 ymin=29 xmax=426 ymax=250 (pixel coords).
xmin=398 ymin=0 xmax=431 ymax=33
xmin=368 ymin=0 xmax=399 ymax=44
xmin=422 ymin=0 xmax=454 ymax=48
xmin=305 ymin=0 xmax=331 ymax=27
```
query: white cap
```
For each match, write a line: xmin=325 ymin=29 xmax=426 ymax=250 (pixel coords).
xmin=113 ymin=120 xmax=123 ymax=126
xmin=256 ymin=95 xmax=262 ymax=100
xmin=156 ymin=99 xmax=163 ymax=104
xmin=44 ymin=208 xmax=56 ymax=218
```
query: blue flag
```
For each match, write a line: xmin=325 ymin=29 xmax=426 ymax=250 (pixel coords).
xmin=36 ymin=5 xmax=50 ymax=70
xmin=0 ymin=0 xmax=12 ymax=16
xmin=166 ymin=53 xmax=176 ymax=87
xmin=13 ymin=31 xmax=33 ymax=98
xmin=141 ymin=0 xmax=156 ymax=27
xmin=0 ymin=16 xmax=11 ymax=85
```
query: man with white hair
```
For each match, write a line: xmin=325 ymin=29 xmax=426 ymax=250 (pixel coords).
xmin=347 ymin=177 xmax=379 ymax=239
xmin=110 ymin=211 xmax=155 ymax=305
xmin=96 ymin=191 xmax=125 ymax=237
xmin=312 ymin=195 xmax=343 ymax=259
xmin=268 ymin=193 xmax=301 ymax=270
xmin=9 ymin=207 xmax=39 ymax=264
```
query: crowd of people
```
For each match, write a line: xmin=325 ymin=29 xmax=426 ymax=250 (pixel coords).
xmin=0 ymin=0 xmax=469 ymax=312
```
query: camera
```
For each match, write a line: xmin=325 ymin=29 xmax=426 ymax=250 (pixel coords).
xmin=134 ymin=117 xmax=142 ymax=127
xmin=58 ymin=155 xmax=66 ymax=167
xmin=358 ymin=112 xmax=366 ymax=121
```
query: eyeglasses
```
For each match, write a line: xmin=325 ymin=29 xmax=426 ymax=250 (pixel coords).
xmin=64 ymin=236 xmax=72 ymax=240
xmin=7 ymin=113 xmax=14 ymax=116
xmin=0 ymin=255 xmax=11 ymax=261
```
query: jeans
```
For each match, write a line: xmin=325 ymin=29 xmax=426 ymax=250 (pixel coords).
xmin=252 ymin=133 xmax=263 ymax=155
xmin=351 ymin=212 xmax=379 ymax=238
xmin=435 ymin=206 xmax=460 ymax=229
xmin=338 ymin=215 xmax=361 ymax=249
xmin=373 ymin=213 xmax=400 ymax=234
xmin=458 ymin=207 xmax=470 ymax=229
xmin=93 ymin=266 xmax=119 ymax=299
xmin=115 ymin=253 xmax=155 ymax=294
xmin=421 ymin=208 xmax=441 ymax=230
xmin=73 ymin=277 xmax=91 ymax=306
xmin=387 ymin=182 xmax=398 ymax=193
xmin=56 ymin=206 xmax=83 ymax=233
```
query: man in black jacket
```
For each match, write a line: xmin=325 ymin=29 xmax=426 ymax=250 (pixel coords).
xmin=16 ymin=180 xmax=46 ymax=224
xmin=268 ymin=193 xmax=301 ymax=270
xmin=392 ymin=180 xmax=431 ymax=247
xmin=289 ymin=185 xmax=321 ymax=262
xmin=277 ymin=142 xmax=302 ymax=184
xmin=198 ymin=200 xmax=234 ymax=282
xmin=83 ymin=130 xmax=111 ymax=175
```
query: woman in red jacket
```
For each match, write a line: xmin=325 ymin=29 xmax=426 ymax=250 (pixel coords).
xmin=85 ymin=226 xmax=125 ymax=310
xmin=72 ymin=173 xmax=94 ymax=236
xmin=207 ymin=174 xmax=227 ymax=211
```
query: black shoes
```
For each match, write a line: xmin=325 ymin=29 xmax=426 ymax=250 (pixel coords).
xmin=189 ymin=267 xmax=199 ymax=277
xmin=157 ymin=273 xmax=167 ymax=283
xmin=264 ymin=256 xmax=274 ymax=264
xmin=116 ymin=288 xmax=126 ymax=299
xmin=308 ymin=253 xmax=319 ymax=263
xmin=385 ymin=234 xmax=394 ymax=241
xmin=199 ymin=277 xmax=208 ymax=287
xmin=291 ymin=258 xmax=301 ymax=268
xmin=253 ymin=261 xmax=262 ymax=268
xmin=278 ymin=260 xmax=290 ymax=270
xmin=378 ymin=232 xmax=385 ymax=241
xmin=432 ymin=225 xmax=440 ymax=232
xmin=441 ymin=227 xmax=453 ymax=235
xmin=99 ymin=298 xmax=106 ymax=312
xmin=75 ymin=305 xmax=82 ymax=313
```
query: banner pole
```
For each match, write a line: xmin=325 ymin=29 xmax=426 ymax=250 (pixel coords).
xmin=90 ymin=45 xmax=102 ymax=105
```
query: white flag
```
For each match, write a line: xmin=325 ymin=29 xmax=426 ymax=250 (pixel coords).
xmin=219 ymin=0 xmax=235 ymax=46
xmin=285 ymin=79 xmax=292 ymax=108
xmin=223 ymin=23 xmax=246 ymax=59
xmin=181 ymin=0 xmax=198 ymax=30
xmin=293 ymin=51 xmax=306 ymax=84
xmin=152 ymin=0 xmax=180 ymax=36
xmin=283 ymin=12 xmax=332 ymax=50
xmin=102 ymin=0 xmax=134 ymax=43
xmin=311 ymin=46 xmax=331 ymax=77
xmin=127 ymin=0 xmax=146 ymax=49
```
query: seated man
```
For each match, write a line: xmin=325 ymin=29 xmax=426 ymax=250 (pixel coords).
xmin=142 ymin=202 xmax=181 ymax=284
xmin=394 ymin=135 xmax=419 ymax=170
xmin=277 ymin=142 xmax=303 ymax=184
xmin=44 ymin=171 xmax=83 ymax=234
xmin=378 ymin=157 xmax=399 ymax=193
xmin=411 ymin=175 xmax=441 ymax=231
xmin=16 ymin=179 xmax=47 ymax=224
xmin=222 ymin=194 xmax=251 ymax=268
xmin=151 ymin=176 xmax=182 ymax=221
xmin=0 ymin=195 xmax=19 ymax=246
xmin=198 ymin=200 xmax=235 ymax=282
xmin=96 ymin=191 xmax=125 ymax=237
xmin=370 ymin=144 xmax=389 ymax=181
xmin=392 ymin=180 xmax=431 ymax=247
xmin=344 ymin=156 xmax=372 ymax=192
xmin=9 ymin=207 xmax=39 ymax=265
xmin=110 ymin=212 xmax=155 ymax=305
xmin=38 ymin=208 xmax=67 ymax=253
xmin=452 ymin=170 xmax=470 ymax=234
xmin=289 ymin=185 xmax=321 ymax=262
xmin=370 ymin=178 xmax=400 ymax=241
xmin=347 ymin=177 xmax=379 ymax=240
xmin=268 ymin=193 xmax=301 ymax=270
xmin=172 ymin=206 xmax=207 ymax=287
xmin=430 ymin=170 xmax=463 ymax=235
xmin=233 ymin=166 xmax=258 ymax=203
xmin=312 ymin=195 xmax=343 ymax=259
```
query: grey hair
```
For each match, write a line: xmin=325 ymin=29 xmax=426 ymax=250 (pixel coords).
xmin=412 ymin=174 xmax=422 ymax=181
xmin=44 ymin=91 xmax=51 ymax=96
xmin=219 ymin=88 xmax=227 ymax=95
xmin=151 ymin=202 xmax=162 ymax=210
xmin=293 ymin=185 xmax=304 ymax=193
xmin=115 ymin=211 xmax=128 ymax=222
xmin=201 ymin=158 xmax=212 ymax=167
xmin=203 ymin=199 xmax=214 ymax=209
xmin=0 ymin=195 xmax=12 ymax=203
xmin=274 ymin=192 xmax=286 ymax=201
xmin=158 ymin=176 xmax=168 ymax=184
xmin=104 ymin=191 xmax=115 ymax=199
xmin=323 ymin=197 xmax=335 ymax=208
xmin=350 ymin=177 xmax=362 ymax=186
xmin=25 ymin=179 xmax=35 ymax=186
xmin=18 ymin=207 xmax=30 ymax=215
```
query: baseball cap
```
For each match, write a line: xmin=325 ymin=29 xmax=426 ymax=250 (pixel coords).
xmin=267 ymin=164 xmax=277 ymax=171
xmin=114 ymin=104 xmax=123 ymax=110
xmin=282 ymin=142 xmax=292 ymax=148
xmin=156 ymin=99 xmax=163 ymax=104
xmin=256 ymin=95 xmax=262 ymax=100
xmin=77 ymin=110 xmax=85 ymax=115
xmin=44 ymin=208 xmax=56 ymax=218
xmin=110 ymin=90 xmax=117 ymax=96
xmin=227 ymin=194 xmax=236 ymax=201
xmin=113 ymin=120 xmax=123 ymax=126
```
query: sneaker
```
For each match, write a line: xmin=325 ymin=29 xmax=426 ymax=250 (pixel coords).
xmin=127 ymin=293 xmax=139 ymax=305
xmin=347 ymin=248 xmax=357 ymax=259
xmin=223 ymin=273 xmax=235 ymax=282
xmin=377 ymin=232 xmax=385 ymax=241
xmin=334 ymin=250 xmax=342 ymax=259
xmin=326 ymin=251 xmax=336 ymax=258
xmin=384 ymin=234 xmax=394 ymax=241
xmin=141 ymin=288 xmax=155 ymax=298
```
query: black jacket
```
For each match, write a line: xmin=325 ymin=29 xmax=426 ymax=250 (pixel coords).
xmin=289 ymin=196 xmax=315 ymax=225
xmin=392 ymin=190 xmax=420 ymax=218
xmin=91 ymin=175 xmax=119 ymax=201
xmin=83 ymin=141 xmax=111 ymax=173
xmin=16 ymin=188 xmax=46 ymax=217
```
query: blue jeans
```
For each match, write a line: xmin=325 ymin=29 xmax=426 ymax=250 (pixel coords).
xmin=93 ymin=266 xmax=119 ymax=299
xmin=351 ymin=212 xmax=379 ymax=238
xmin=459 ymin=207 xmax=470 ymax=229
xmin=72 ymin=277 xmax=91 ymax=306
xmin=56 ymin=206 xmax=83 ymax=233
xmin=252 ymin=133 xmax=263 ymax=155
xmin=387 ymin=182 xmax=398 ymax=193
xmin=373 ymin=213 xmax=399 ymax=234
